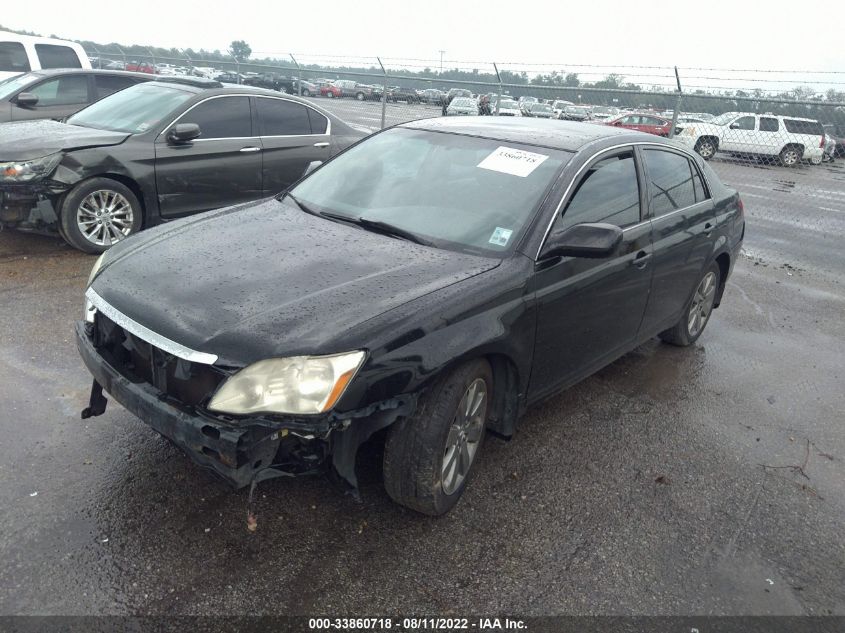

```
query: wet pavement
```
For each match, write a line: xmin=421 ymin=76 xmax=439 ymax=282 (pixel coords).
xmin=1 ymin=159 xmax=844 ymax=616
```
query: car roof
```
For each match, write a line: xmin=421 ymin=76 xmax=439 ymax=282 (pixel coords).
xmin=19 ymin=68 xmax=151 ymax=80
xmin=401 ymin=117 xmax=663 ymax=152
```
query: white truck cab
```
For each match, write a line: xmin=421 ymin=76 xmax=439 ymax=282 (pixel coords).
xmin=0 ymin=31 xmax=90 ymax=82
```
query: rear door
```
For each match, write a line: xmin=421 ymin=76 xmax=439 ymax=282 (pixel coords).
xmin=637 ymin=146 xmax=715 ymax=336
xmin=11 ymin=73 xmax=92 ymax=121
xmin=93 ymin=73 xmax=146 ymax=100
xmin=254 ymin=96 xmax=332 ymax=195
xmin=154 ymin=95 xmax=263 ymax=217
xmin=756 ymin=116 xmax=782 ymax=156
xmin=529 ymin=147 xmax=653 ymax=399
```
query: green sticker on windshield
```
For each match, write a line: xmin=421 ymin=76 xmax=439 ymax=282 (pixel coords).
xmin=489 ymin=227 xmax=513 ymax=247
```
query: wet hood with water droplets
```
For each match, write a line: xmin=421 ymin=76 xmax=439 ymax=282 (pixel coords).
xmin=91 ymin=198 xmax=501 ymax=365
xmin=0 ymin=120 xmax=130 ymax=161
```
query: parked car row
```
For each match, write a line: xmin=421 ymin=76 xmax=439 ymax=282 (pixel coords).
xmin=0 ymin=76 xmax=368 ymax=252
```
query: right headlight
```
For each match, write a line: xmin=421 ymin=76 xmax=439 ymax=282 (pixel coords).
xmin=0 ymin=153 xmax=62 ymax=183
xmin=208 ymin=351 xmax=366 ymax=416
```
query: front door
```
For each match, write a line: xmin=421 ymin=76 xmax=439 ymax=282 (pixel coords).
xmin=253 ymin=96 xmax=332 ymax=195
xmin=529 ymin=148 xmax=653 ymax=400
xmin=721 ymin=115 xmax=756 ymax=153
xmin=12 ymin=74 xmax=91 ymax=121
xmin=154 ymin=95 xmax=262 ymax=217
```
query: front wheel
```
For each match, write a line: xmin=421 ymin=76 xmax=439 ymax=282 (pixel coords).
xmin=326 ymin=91 xmax=334 ymax=98
xmin=659 ymin=262 xmax=721 ymax=346
xmin=383 ymin=359 xmax=492 ymax=515
xmin=301 ymin=88 xmax=311 ymax=97
xmin=695 ymin=138 xmax=717 ymax=160
xmin=356 ymin=92 xmax=365 ymax=101
xmin=59 ymin=178 xmax=142 ymax=253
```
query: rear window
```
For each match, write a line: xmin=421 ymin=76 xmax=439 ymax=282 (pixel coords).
xmin=784 ymin=119 xmax=823 ymax=135
xmin=0 ymin=41 xmax=30 ymax=73
xmin=35 ymin=44 xmax=82 ymax=69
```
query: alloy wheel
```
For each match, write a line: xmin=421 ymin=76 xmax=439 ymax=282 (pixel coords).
xmin=76 ymin=190 xmax=134 ymax=247
xmin=441 ymin=378 xmax=487 ymax=495
xmin=688 ymin=271 xmax=717 ymax=338
xmin=782 ymin=148 xmax=800 ymax=166
xmin=698 ymin=141 xmax=715 ymax=159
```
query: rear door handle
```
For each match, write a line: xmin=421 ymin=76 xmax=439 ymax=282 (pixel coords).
xmin=633 ymin=250 xmax=651 ymax=269
xmin=239 ymin=146 xmax=261 ymax=153
xmin=313 ymin=142 xmax=330 ymax=148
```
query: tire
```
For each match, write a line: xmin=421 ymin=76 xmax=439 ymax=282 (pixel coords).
xmin=301 ymin=89 xmax=311 ymax=97
xmin=809 ymin=153 xmax=822 ymax=166
xmin=780 ymin=145 xmax=802 ymax=167
xmin=59 ymin=178 xmax=142 ymax=254
xmin=326 ymin=91 xmax=334 ymax=99
xmin=694 ymin=138 xmax=717 ymax=160
xmin=356 ymin=92 xmax=365 ymax=101
xmin=659 ymin=262 xmax=721 ymax=347
xmin=383 ymin=359 xmax=492 ymax=515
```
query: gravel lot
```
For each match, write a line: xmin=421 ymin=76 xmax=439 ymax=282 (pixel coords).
xmin=0 ymin=114 xmax=843 ymax=616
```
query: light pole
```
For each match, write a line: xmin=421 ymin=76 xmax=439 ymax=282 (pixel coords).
xmin=439 ymin=50 xmax=445 ymax=75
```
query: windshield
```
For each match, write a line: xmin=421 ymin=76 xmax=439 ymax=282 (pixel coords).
xmin=500 ymin=100 xmax=518 ymax=108
xmin=68 ymin=82 xmax=193 ymax=133
xmin=290 ymin=127 xmax=572 ymax=256
xmin=534 ymin=104 xmax=552 ymax=112
xmin=0 ymin=73 xmax=35 ymax=100
xmin=451 ymin=98 xmax=474 ymax=107
xmin=566 ymin=106 xmax=588 ymax=113
xmin=710 ymin=112 xmax=739 ymax=126
xmin=553 ymin=101 xmax=569 ymax=109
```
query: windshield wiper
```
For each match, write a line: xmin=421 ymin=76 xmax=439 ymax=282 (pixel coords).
xmin=356 ymin=218 xmax=434 ymax=246
xmin=281 ymin=194 xmax=432 ymax=246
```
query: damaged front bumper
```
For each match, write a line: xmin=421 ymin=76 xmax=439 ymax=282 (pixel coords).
xmin=75 ymin=321 xmax=413 ymax=490
xmin=0 ymin=182 xmax=62 ymax=229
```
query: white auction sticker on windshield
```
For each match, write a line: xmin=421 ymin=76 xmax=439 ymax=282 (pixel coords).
xmin=489 ymin=227 xmax=513 ymax=247
xmin=478 ymin=146 xmax=549 ymax=177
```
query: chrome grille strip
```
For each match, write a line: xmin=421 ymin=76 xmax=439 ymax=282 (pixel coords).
xmin=85 ymin=288 xmax=218 ymax=365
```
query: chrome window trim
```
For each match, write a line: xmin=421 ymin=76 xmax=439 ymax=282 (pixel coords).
xmin=85 ymin=288 xmax=218 ymax=365
xmin=535 ymin=141 xmax=714 ymax=260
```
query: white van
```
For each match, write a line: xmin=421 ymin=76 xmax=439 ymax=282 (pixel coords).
xmin=0 ymin=31 xmax=90 ymax=82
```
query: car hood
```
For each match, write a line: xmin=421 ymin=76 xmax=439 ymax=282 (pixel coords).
xmin=0 ymin=119 xmax=130 ymax=161
xmin=91 ymin=198 xmax=501 ymax=365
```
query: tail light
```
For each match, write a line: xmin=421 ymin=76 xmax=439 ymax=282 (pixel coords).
xmin=737 ymin=196 xmax=744 ymax=216
xmin=820 ymin=134 xmax=825 ymax=148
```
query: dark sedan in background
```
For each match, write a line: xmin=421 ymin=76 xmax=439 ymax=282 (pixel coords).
xmin=0 ymin=77 xmax=367 ymax=252
xmin=77 ymin=117 xmax=744 ymax=516
xmin=0 ymin=68 xmax=151 ymax=123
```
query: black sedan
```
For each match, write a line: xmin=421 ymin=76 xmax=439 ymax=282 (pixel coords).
xmin=0 ymin=77 xmax=367 ymax=252
xmin=0 ymin=68 xmax=151 ymax=123
xmin=77 ymin=118 xmax=744 ymax=515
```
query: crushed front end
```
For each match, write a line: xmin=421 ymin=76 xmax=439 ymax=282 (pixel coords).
xmin=75 ymin=309 xmax=412 ymax=491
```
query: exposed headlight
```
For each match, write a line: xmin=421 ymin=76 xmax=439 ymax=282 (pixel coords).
xmin=0 ymin=153 xmax=62 ymax=183
xmin=684 ymin=126 xmax=697 ymax=136
xmin=208 ymin=351 xmax=366 ymax=416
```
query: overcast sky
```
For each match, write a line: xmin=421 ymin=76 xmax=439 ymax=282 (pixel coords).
xmin=3 ymin=0 xmax=844 ymax=92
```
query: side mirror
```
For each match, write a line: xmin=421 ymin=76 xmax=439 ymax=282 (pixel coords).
xmin=303 ymin=160 xmax=322 ymax=177
xmin=15 ymin=93 xmax=39 ymax=108
xmin=539 ymin=222 xmax=624 ymax=260
xmin=167 ymin=123 xmax=201 ymax=144
xmin=729 ymin=123 xmax=740 ymax=130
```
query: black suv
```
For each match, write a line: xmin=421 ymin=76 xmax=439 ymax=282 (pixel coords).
xmin=0 ymin=78 xmax=367 ymax=252
xmin=0 ymin=68 xmax=151 ymax=123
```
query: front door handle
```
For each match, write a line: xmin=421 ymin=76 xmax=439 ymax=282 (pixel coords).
xmin=313 ymin=142 xmax=330 ymax=148
xmin=239 ymin=146 xmax=261 ymax=153
xmin=704 ymin=222 xmax=713 ymax=236
xmin=632 ymin=250 xmax=651 ymax=269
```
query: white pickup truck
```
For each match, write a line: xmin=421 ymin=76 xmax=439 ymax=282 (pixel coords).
xmin=673 ymin=112 xmax=825 ymax=166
